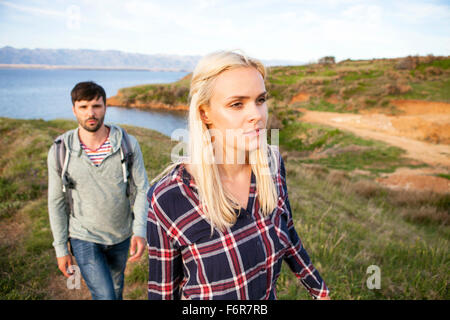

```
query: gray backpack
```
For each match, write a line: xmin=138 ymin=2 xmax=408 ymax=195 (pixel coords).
xmin=53 ymin=127 xmax=136 ymax=214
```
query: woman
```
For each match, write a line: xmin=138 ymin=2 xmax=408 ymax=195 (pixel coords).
xmin=147 ymin=51 xmax=330 ymax=300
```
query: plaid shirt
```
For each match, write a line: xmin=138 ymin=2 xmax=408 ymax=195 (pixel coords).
xmin=147 ymin=150 xmax=329 ymax=300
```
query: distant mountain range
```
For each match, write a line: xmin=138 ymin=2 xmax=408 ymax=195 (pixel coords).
xmin=0 ymin=46 xmax=303 ymax=71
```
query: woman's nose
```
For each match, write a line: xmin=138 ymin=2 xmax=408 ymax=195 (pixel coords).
xmin=248 ymin=102 xmax=263 ymax=123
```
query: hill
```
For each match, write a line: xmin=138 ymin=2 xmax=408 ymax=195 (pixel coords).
xmin=0 ymin=47 xmax=303 ymax=72
xmin=0 ymin=117 xmax=448 ymax=299
xmin=106 ymin=55 xmax=450 ymax=169
xmin=107 ymin=55 xmax=449 ymax=112
xmin=0 ymin=46 xmax=200 ymax=71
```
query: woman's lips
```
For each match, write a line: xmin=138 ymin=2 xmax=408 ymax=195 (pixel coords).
xmin=243 ymin=128 xmax=260 ymax=137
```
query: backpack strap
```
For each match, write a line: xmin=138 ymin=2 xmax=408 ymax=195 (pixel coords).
xmin=53 ymin=135 xmax=75 ymax=214
xmin=53 ymin=128 xmax=135 ymax=215
xmin=119 ymin=128 xmax=135 ymax=199
xmin=54 ymin=135 xmax=65 ymax=179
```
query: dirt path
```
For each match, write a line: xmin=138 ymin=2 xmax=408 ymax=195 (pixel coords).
xmin=47 ymin=262 xmax=146 ymax=300
xmin=298 ymin=108 xmax=450 ymax=169
xmin=297 ymin=100 xmax=450 ymax=193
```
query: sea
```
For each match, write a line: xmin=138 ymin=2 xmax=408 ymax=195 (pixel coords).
xmin=0 ymin=68 xmax=188 ymax=137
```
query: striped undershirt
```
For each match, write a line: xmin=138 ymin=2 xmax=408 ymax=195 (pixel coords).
xmin=80 ymin=136 xmax=112 ymax=167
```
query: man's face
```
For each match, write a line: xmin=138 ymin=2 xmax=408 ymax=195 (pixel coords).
xmin=72 ymin=96 xmax=106 ymax=133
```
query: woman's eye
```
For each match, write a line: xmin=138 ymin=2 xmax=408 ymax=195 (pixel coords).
xmin=257 ymin=97 xmax=266 ymax=104
xmin=230 ymin=102 xmax=243 ymax=108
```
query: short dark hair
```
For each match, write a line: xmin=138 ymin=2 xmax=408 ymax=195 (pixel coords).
xmin=71 ymin=81 xmax=106 ymax=106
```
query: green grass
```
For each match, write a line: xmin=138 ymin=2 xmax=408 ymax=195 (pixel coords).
xmin=416 ymin=59 xmax=450 ymax=72
xmin=0 ymin=199 xmax=55 ymax=299
xmin=267 ymin=66 xmax=308 ymax=85
xmin=393 ymin=79 xmax=450 ymax=102
xmin=279 ymin=122 xmax=341 ymax=152
xmin=120 ymin=83 xmax=190 ymax=106
xmin=342 ymin=69 xmax=384 ymax=82
xmin=0 ymin=117 xmax=176 ymax=300
xmin=276 ymin=164 xmax=449 ymax=299
xmin=0 ymin=117 xmax=448 ymax=300
xmin=436 ymin=173 xmax=450 ymax=180
xmin=114 ymin=55 xmax=450 ymax=113
xmin=277 ymin=120 xmax=421 ymax=174
xmin=300 ymin=146 xmax=413 ymax=174
xmin=294 ymin=98 xmax=355 ymax=113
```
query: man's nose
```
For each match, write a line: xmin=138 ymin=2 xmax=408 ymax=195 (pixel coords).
xmin=87 ymin=106 xmax=95 ymax=116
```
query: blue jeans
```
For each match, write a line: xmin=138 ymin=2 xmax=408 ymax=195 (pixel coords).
xmin=69 ymin=237 xmax=130 ymax=300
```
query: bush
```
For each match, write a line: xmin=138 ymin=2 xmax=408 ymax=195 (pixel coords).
xmin=385 ymin=81 xmax=412 ymax=95
xmin=425 ymin=67 xmax=443 ymax=76
xmin=395 ymin=56 xmax=419 ymax=70
xmin=399 ymin=206 xmax=449 ymax=226
xmin=318 ymin=56 xmax=336 ymax=65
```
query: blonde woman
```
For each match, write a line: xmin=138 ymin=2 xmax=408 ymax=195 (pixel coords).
xmin=147 ymin=51 xmax=330 ymax=300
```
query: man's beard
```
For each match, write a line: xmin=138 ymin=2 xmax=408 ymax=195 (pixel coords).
xmin=80 ymin=116 xmax=104 ymax=132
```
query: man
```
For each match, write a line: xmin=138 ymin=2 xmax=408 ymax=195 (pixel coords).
xmin=47 ymin=81 xmax=149 ymax=300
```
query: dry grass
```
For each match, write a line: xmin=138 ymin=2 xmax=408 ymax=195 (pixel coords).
xmin=278 ymin=161 xmax=449 ymax=299
xmin=324 ymin=170 xmax=450 ymax=226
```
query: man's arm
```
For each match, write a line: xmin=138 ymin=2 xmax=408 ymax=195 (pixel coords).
xmin=129 ymin=137 xmax=150 ymax=254
xmin=47 ymin=144 xmax=71 ymax=258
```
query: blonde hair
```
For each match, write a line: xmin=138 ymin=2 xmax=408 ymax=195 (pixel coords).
xmin=153 ymin=50 xmax=279 ymax=231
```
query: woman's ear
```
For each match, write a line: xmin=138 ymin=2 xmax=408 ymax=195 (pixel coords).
xmin=199 ymin=107 xmax=212 ymax=125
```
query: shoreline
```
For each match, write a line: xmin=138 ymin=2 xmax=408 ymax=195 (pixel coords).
xmin=0 ymin=64 xmax=190 ymax=72
xmin=106 ymin=89 xmax=189 ymax=111
xmin=106 ymin=96 xmax=189 ymax=111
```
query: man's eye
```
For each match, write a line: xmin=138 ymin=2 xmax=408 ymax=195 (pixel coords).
xmin=257 ymin=97 xmax=266 ymax=104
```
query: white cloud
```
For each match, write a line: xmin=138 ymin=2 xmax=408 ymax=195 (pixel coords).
xmin=392 ymin=1 xmax=450 ymax=22
xmin=342 ymin=4 xmax=382 ymax=25
xmin=0 ymin=0 xmax=66 ymax=17
xmin=0 ymin=0 xmax=448 ymax=60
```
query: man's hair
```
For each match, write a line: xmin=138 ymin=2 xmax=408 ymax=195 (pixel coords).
xmin=71 ymin=81 xmax=106 ymax=106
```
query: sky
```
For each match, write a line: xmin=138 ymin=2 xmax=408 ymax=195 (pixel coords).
xmin=0 ymin=0 xmax=449 ymax=62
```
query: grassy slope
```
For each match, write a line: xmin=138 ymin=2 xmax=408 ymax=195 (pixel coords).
xmin=0 ymin=117 xmax=448 ymax=299
xmin=278 ymin=163 xmax=449 ymax=299
xmin=115 ymin=55 xmax=449 ymax=177
xmin=116 ymin=74 xmax=190 ymax=107
xmin=0 ymin=118 xmax=176 ymax=299
xmin=116 ymin=55 xmax=450 ymax=112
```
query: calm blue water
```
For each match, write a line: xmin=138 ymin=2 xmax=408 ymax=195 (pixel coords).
xmin=0 ymin=68 xmax=188 ymax=136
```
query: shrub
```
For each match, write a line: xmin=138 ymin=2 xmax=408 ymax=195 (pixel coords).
xmin=395 ymin=56 xmax=419 ymax=70
xmin=386 ymin=70 xmax=401 ymax=80
xmin=318 ymin=56 xmax=336 ymax=65
xmin=399 ymin=206 xmax=449 ymax=226
xmin=346 ymin=179 xmax=385 ymax=198
xmin=385 ymin=81 xmax=412 ymax=95
xmin=425 ymin=66 xmax=443 ymax=76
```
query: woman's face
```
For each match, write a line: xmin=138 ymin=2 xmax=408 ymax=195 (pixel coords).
xmin=202 ymin=67 xmax=268 ymax=161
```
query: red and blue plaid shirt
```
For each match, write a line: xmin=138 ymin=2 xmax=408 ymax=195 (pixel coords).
xmin=147 ymin=150 xmax=329 ymax=300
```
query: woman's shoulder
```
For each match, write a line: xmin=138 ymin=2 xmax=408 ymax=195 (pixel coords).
xmin=149 ymin=163 xmax=199 ymax=222
xmin=268 ymin=144 xmax=280 ymax=156
xmin=268 ymin=144 xmax=285 ymax=175
xmin=267 ymin=144 xmax=288 ymax=198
